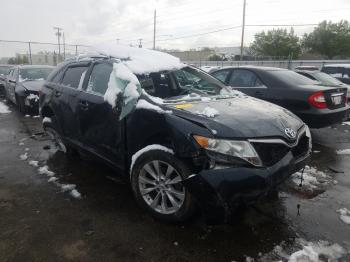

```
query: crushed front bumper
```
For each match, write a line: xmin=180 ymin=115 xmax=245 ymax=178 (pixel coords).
xmin=23 ymin=93 xmax=39 ymax=111
xmin=183 ymin=152 xmax=310 ymax=222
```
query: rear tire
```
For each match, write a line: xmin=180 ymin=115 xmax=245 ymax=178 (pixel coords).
xmin=131 ymin=149 xmax=196 ymax=223
xmin=43 ymin=121 xmax=77 ymax=156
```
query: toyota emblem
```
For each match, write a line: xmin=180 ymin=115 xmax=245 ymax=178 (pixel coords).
xmin=285 ymin=128 xmax=297 ymax=139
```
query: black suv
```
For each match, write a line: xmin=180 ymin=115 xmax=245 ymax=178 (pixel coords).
xmin=40 ymin=50 xmax=311 ymax=222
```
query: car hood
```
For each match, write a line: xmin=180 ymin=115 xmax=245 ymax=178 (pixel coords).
xmin=166 ymin=97 xmax=305 ymax=140
xmin=21 ymin=80 xmax=45 ymax=92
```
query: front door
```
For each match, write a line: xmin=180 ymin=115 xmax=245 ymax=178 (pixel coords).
xmin=57 ymin=63 xmax=90 ymax=144
xmin=77 ymin=61 xmax=125 ymax=170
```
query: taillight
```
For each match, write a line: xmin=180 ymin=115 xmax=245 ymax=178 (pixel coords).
xmin=308 ymin=91 xmax=327 ymax=109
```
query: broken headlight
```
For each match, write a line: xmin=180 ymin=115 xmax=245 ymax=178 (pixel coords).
xmin=193 ymin=135 xmax=263 ymax=167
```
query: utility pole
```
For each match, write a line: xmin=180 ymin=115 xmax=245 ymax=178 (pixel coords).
xmin=138 ymin=38 xmax=143 ymax=48
xmin=53 ymin=27 xmax=63 ymax=61
xmin=63 ymin=32 xmax=66 ymax=60
xmin=240 ymin=0 xmax=246 ymax=61
xmin=153 ymin=9 xmax=157 ymax=50
xmin=28 ymin=42 xmax=32 ymax=65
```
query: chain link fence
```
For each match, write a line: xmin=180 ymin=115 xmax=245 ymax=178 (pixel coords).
xmin=0 ymin=40 xmax=90 ymax=65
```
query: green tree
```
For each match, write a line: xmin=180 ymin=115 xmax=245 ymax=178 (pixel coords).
xmin=22 ymin=55 xmax=29 ymax=64
xmin=8 ymin=58 xmax=16 ymax=64
xmin=208 ymin=54 xmax=224 ymax=61
xmin=250 ymin=28 xmax=301 ymax=58
xmin=302 ymin=20 xmax=350 ymax=59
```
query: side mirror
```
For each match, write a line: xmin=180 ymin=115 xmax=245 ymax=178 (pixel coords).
xmin=9 ymin=79 xmax=16 ymax=84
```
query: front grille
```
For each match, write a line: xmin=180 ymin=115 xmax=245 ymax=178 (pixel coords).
xmin=252 ymin=132 xmax=310 ymax=167
xmin=252 ymin=143 xmax=289 ymax=166
xmin=291 ymin=133 xmax=309 ymax=159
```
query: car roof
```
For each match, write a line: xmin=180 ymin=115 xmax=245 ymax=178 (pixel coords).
xmin=323 ymin=64 xmax=350 ymax=68
xmin=212 ymin=65 xmax=288 ymax=73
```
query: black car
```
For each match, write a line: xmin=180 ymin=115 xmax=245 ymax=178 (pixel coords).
xmin=321 ymin=64 xmax=350 ymax=85
xmin=4 ymin=65 xmax=54 ymax=114
xmin=40 ymin=49 xmax=311 ymax=222
xmin=211 ymin=66 xmax=349 ymax=128
xmin=0 ymin=65 xmax=11 ymax=96
xmin=296 ymin=70 xmax=350 ymax=102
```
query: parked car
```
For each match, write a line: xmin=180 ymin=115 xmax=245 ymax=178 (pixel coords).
xmin=4 ymin=65 xmax=54 ymax=113
xmin=0 ymin=65 xmax=11 ymax=96
xmin=211 ymin=66 xmax=349 ymax=128
xmin=40 ymin=46 xmax=311 ymax=222
xmin=294 ymin=65 xmax=319 ymax=71
xmin=296 ymin=70 xmax=350 ymax=102
xmin=321 ymin=64 xmax=350 ymax=85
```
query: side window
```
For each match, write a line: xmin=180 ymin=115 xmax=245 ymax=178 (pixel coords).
xmin=51 ymin=69 xmax=65 ymax=83
xmin=12 ymin=68 xmax=19 ymax=81
xmin=86 ymin=63 xmax=113 ymax=95
xmin=300 ymin=73 xmax=316 ymax=81
xmin=229 ymin=69 xmax=263 ymax=87
xmin=7 ymin=69 xmax=13 ymax=79
xmin=61 ymin=66 xmax=88 ymax=88
xmin=212 ymin=70 xmax=230 ymax=83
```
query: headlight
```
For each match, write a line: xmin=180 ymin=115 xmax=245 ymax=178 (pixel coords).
xmin=193 ymin=135 xmax=263 ymax=167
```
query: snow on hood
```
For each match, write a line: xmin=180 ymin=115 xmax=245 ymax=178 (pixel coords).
xmin=90 ymin=43 xmax=185 ymax=74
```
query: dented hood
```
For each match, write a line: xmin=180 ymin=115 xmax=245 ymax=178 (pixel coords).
xmin=166 ymin=97 xmax=305 ymax=140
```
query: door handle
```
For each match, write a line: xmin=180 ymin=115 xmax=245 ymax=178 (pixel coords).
xmin=54 ymin=90 xmax=61 ymax=97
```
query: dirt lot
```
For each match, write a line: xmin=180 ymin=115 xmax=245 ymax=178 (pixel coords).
xmin=1 ymin=101 xmax=350 ymax=261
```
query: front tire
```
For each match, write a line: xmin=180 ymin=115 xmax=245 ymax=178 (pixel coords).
xmin=16 ymin=95 xmax=27 ymax=114
xmin=131 ymin=149 xmax=196 ymax=223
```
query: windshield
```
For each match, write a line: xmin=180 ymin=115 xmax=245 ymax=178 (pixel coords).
xmin=0 ymin=66 xmax=10 ymax=75
xmin=312 ymin=72 xmax=344 ymax=86
xmin=138 ymin=66 xmax=234 ymax=102
xmin=19 ymin=67 xmax=53 ymax=82
xmin=269 ymin=70 xmax=319 ymax=85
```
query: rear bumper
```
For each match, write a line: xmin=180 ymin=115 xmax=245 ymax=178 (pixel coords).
xmin=183 ymin=152 xmax=310 ymax=222
xmin=297 ymin=108 xmax=349 ymax=128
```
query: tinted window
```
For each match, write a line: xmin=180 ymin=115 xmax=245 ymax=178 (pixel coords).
xmin=61 ymin=66 xmax=88 ymax=88
xmin=312 ymin=72 xmax=344 ymax=85
xmin=322 ymin=66 xmax=343 ymax=75
xmin=269 ymin=70 xmax=317 ymax=85
xmin=229 ymin=69 xmax=263 ymax=87
xmin=212 ymin=69 xmax=230 ymax=83
xmin=87 ymin=63 xmax=113 ymax=95
xmin=298 ymin=72 xmax=317 ymax=81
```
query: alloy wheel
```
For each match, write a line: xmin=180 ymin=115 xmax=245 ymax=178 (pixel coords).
xmin=138 ymin=160 xmax=185 ymax=214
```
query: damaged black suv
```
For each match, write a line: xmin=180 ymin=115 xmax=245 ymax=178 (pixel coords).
xmin=40 ymin=49 xmax=311 ymax=222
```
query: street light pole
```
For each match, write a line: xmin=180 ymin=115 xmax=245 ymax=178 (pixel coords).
xmin=240 ymin=0 xmax=246 ymax=61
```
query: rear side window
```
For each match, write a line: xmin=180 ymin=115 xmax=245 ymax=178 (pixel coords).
xmin=298 ymin=72 xmax=316 ymax=81
xmin=269 ymin=70 xmax=317 ymax=85
xmin=87 ymin=63 xmax=113 ymax=95
xmin=229 ymin=69 xmax=263 ymax=87
xmin=212 ymin=70 xmax=230 ymax=83
xmin=322 ymin=67 xmax=344 ymax=77
xmin=61 ymin=66 xmax=88 ymax=88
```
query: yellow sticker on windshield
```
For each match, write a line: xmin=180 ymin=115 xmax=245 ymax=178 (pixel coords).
xmin=174 ymin=103 xmax=193 ymax=109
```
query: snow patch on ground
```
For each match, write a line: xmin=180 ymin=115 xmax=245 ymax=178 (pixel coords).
xmin=70 ymin=189 xmax=82 ymax=199
xmin=336 ymin=208 xmax=350 ymax=225
xmin=261 ymin=239 xmax=348 ymax=261
xmin=341 ymin=121 xmax=350 ymax=126
xmin=20 ymin=152 xmax=28 ymax=161
xmin=196 ymin=106 xmax=219 ymax=118
xmin=0 ymin=101 xmax=11 ymax=114
xmin=38 ymin=165 xmax=55 ymax=177
xmin=28 ymin=160 xmax=39 ymax=167
xmin=289 ymin=165 xmax=333 ymax=196
xmin=130 ymin=145 xmax=174 ymax=174
xmin=336 ymin=149 xmax=350 ymax=155
xmin=60 ymin=184 xmax=76 ymax=192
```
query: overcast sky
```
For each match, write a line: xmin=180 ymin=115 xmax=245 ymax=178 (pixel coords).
xmin=0 ymin=0 xmax=349 ymax=56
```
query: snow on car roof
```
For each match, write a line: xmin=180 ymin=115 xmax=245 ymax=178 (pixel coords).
xmin=90 ymin=43 xmax=185 ymax=74
xmin=323 ymin=64 xmax=350 ymax=68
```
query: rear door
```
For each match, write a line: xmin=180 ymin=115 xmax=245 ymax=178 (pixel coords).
xmin=227 ymin=69 xmax=268 ymax=99
xmin=8 ymin=68 xmax=18 ymax=103
xmin=77 ymin=61 xmax=125 ymax=169
xmin=57 ymin=62 xmax=90 ymax=144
